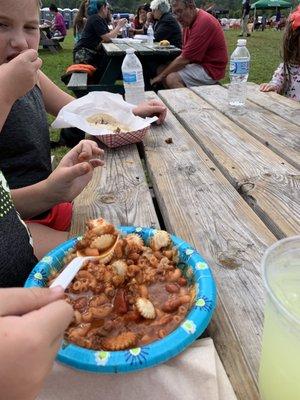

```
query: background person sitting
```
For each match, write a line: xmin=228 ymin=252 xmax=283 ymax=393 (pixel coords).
xmin=150 ymin=0 xmax=228 ymax=89
xmin=73 ymin=0 xmax=126 ymax=69
xmin=132 ymin=4 xmax=150 ymax=34
xmin=49 ymin=3 xmax=67 ymax=39
xmin=73 ymin=0 xmax=88 ymax=43
xmin=143 ymin=0 xmax=182 ymax=86
xmin=150 ymin=0 xmax=182 ymax=48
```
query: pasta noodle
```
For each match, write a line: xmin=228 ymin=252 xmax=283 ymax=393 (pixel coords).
xmin=55 ymin=219 xmax=195 ymax=351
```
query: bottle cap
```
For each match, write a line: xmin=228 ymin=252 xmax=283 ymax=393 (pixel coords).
xmin=125 ymin=48 xmax=135 ymax=54
xmin=237 ymin=39 xmax=247 ymax=46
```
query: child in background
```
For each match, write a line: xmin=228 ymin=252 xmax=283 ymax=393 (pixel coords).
xmin=49 ymin=3 xmax=67 ymax=38
xmin=260 ymin=6 xmax=300 ymax=101
xmin=73 ymin=0 xmax=88 ymax=43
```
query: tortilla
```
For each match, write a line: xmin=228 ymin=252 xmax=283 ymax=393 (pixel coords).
xmin=86 ymin=113 xmax=130 ymax=133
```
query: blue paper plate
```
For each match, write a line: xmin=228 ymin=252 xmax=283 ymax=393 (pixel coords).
xmin=25 ymin=226 xmax=216 ymax=373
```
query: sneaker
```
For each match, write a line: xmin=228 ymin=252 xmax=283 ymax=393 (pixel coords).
xmin=238 ymin=34 xmax=243 ymax=37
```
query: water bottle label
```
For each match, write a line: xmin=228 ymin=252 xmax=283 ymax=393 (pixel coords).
xmin=123 ymin=72 xmax=138 ymax=83
xmin=230 ymin=60 xmax=249 ymax=75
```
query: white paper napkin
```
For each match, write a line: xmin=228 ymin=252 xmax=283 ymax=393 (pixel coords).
xmin=38 ymin=338 xmax=237 ymax=400
xmin=51 ymin=92 xmax=157 ymax=136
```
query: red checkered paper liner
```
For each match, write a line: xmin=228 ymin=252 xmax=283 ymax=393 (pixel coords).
xmin=96 ymin=127 xmax=149 ymax=148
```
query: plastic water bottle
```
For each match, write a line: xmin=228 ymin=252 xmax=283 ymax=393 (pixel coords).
xmin=147 ymin=23 xmax=154 ymax=46
xmin=122 ymin=25 xmax=128 ymax=38
xmin=228 ymin=39 xmax=250 ymax=108
xmin=121 ymin=48 xmax=145 ymax=105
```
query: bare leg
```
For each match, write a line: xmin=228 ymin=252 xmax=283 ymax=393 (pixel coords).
xmin=157 ymin=64 xmax=168 ymax=75
xmin=27 ymin=223 xmax=69 ymax=260
xmin=164 ymin=72 xmax=186 ymax=89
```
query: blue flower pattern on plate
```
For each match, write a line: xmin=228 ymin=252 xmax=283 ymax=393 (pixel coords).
xmin=125 ymin=347 xmax=149 ymax=366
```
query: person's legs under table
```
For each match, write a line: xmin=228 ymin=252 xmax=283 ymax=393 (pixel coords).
xmin=164 ymin=63 xmax=217 ymax=89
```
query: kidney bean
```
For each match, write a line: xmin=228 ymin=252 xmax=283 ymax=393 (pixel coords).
xmin=178 ymin=277 xmax=187 ymax=286
xmin=113 ymin=289 xmax=128 ymax=314
xmin=165 ymin=284 xmax=180 ymax=293
xmin=161 ymin=298 xmax=182 ymax=313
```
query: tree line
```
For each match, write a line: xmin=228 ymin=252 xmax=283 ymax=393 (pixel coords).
xmin=42 ymin=0 xmax=298 ymax=16
xmin=42 ymin=0 xmax=241 ymax=14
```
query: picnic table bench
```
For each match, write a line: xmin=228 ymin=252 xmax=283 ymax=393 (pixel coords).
xmin=68 ymin=41 xmax=181 ymax=97
xmin=39 ymin=25 xmax=64 ymax=53
xmin=70 ymin=83 xmax=300 ymax=400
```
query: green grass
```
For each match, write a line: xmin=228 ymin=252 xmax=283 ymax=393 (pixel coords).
xmin=42 ymin=28 xmax=283 ymax=160
xmin=40 ymin=31 xmax=74 ymax=91
xmin=222 ymin=29 xmax=283 ymax=84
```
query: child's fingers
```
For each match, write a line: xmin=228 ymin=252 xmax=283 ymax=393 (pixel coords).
xmin=22 ymin=299 xmax=74 ymax=343
xmin=259 ymin=83 xmax=268 ymax=91
xmin=19 ymin=49 xmax=39 ymax=62
xmin=77 ymin=142 xmax=103 ymax=162
xmin=0 ymin=287 xmax=65 ymax=317
xmin=33 ymin=57 xmax=43 ymax=71
xmin=14 ymin=50 xmax=42 ymax=71
xmin=89 ymin=159 xmax=104 ymax=169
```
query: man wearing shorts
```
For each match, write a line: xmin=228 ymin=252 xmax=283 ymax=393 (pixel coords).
xmin=150 ymin=0 xmax=228 ymax=88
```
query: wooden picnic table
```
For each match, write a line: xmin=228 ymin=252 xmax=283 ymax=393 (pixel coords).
xmin=70 ymin=83 xmax=300 ymax=400
xmin=68 ymin=41 xmax=181 ymax=97
xmin=39 ymin=24 xmax=63 ymax=53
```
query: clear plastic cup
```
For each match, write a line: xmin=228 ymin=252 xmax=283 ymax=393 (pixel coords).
xmin=259 ymin=236 xmax=300 ymax=400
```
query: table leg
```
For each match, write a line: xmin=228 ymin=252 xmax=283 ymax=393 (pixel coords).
xmin=99 ymin=56 xmax=124 ymax=94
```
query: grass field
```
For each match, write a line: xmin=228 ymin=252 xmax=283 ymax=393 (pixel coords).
xmin=43 ymin=28 xmax=283 ymax=158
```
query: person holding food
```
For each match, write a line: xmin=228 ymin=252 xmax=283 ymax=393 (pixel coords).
xmin=150 ymin=0 xmax=228 ymax=88
xmin=131 ymin=4 xmax=151 ymax=34
xmin=0 ymin=0 xmax=167 ymax=241
xmin=0 ymin=286 xmax=73 ymax=400
xmin=73 ymin=0 xmax=127 ymax=68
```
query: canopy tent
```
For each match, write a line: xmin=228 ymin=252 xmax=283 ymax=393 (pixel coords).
xmin=251 ymin=0 xmax=292 ymax=9
xmin=250 ymin=0 xmax=292 ymax=31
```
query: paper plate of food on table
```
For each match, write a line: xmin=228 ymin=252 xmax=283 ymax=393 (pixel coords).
xmin=51 ymin=92 xmax=157 ymax=148
xmin=25 ymin=218 xmax=216 ymax=373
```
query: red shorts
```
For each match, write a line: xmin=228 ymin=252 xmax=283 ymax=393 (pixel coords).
xmin=26 ymin=202 xmax=73 ymax=231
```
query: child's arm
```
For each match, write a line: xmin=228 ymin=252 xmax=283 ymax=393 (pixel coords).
xmin=0 ymin=50 xmax=42 ymax=131
xmin=11 ymin=140 xmax=104 ymax=219
xmin=38 ymin=71 xmax=75 ymax=116
xmin=260 ymin=63 xmax=284 ymax=93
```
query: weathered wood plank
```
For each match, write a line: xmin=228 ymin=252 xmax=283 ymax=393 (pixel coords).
xmin=191 ymin=85 xmax=300 ymax=170
xmin=67 ymin=72 xmax=88 ymax=90
xmin=127 ymin=42 xmax=154 ymax=54
xmin=102 ymin=42 xmax=126 ymax=55
xmin=246 ymin=83 xmax=300 ymax=127
xmin=144 ymin=91 xmax=277 ymax=400
xmin=70 ymin=144 xmax=160 ymax=236
xmin=158 ymin=88 xmax=300 ymax=238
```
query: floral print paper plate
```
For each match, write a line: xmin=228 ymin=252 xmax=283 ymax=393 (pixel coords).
xmin=25 ymin=226 xmax=216 ymax=373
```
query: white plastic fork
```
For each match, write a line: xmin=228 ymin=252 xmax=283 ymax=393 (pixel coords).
xmin=49 ymin=256 xmax=95 ymax=290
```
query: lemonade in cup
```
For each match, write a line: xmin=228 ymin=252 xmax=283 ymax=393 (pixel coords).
xmin=259 ymin=236 xmax=300 ymax=400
